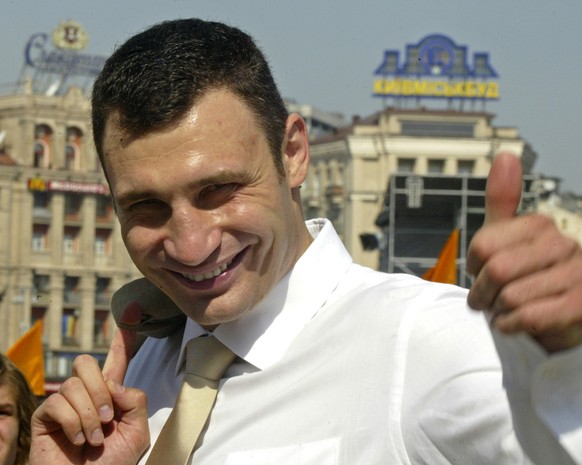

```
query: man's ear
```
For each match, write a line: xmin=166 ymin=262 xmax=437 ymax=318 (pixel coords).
xmin=282 ymin=113 xmax=310 ymax=188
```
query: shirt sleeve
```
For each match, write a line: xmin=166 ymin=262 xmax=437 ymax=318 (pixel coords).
xmin=491 ymin=329 xmax=582 ymax=464
xmin=398 ymin=285 xmax=577 ymax=465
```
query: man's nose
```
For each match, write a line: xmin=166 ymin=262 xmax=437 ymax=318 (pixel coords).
xmin=162 ymin=206 xmax=221 ymax=266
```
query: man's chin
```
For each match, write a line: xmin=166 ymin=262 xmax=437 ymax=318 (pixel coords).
xmin=184 ymin=305 xmax=249 ymax=329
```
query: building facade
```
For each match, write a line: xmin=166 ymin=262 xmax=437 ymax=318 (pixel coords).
xmin=303 ymin=107 xmax=538 ymax=270
xmin=0 ymin=85 xmax=141 ymax=383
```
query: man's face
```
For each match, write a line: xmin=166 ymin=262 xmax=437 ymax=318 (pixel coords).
xmin=0 ymin=384 xmax=19 ymax=465
xmin=103 ymin=89 xmax=311 ymax=327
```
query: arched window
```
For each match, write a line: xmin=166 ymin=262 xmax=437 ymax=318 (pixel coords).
xmin=34 ymin=124 xmax=53 ymax=168
xmin=65 ymin=126 xmax=83 ymax=171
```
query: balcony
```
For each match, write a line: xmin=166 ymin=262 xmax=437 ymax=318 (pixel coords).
xmin=94 ymin=292 xmax=112 ymax=308
xmin=32 ymin=207 xmax=52 ymax=222
xmin=63 ymin=291 xmax=81 ymax=305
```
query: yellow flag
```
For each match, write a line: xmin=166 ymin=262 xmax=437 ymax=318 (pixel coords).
xmin=6 ymin=320 xmax=45 ymax=396
xmin=422 ymin=228 xmax=459 ymax=285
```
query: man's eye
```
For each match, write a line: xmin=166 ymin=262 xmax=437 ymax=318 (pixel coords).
xmin=127 ymin=199 xmax=163 ymax=210
xmin=201 ymin=183 xmax=238 ymax=197
xmin=118 ymin=199 xmax=168 ymax=221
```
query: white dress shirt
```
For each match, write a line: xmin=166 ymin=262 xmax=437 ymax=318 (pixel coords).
xmin=125 ymin=219 xmax=582 ymax=464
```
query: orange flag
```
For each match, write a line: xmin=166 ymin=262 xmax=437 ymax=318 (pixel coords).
xmin=422 ymin=228 xmax=459 ymax=285
xmin=6 ymin=320 xmax=45 ymax=396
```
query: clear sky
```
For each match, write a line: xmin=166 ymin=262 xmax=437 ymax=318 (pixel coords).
xmin=2 ymin=0 xmax=581 ymax=193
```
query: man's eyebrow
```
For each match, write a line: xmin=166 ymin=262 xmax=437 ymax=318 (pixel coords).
xmin=196 ymin=169 xmax=252 ymax=186
xmin=0 ymin=402 xmax=16 ymax=410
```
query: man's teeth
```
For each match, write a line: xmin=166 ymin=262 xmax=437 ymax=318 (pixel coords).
xmin=182 ymin=263 xmax=229 ymax=282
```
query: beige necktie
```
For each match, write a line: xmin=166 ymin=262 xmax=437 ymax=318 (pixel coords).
xmin=145 ymin=336 xmax=236 ymax=465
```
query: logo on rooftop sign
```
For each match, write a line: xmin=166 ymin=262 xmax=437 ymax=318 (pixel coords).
xmin=373 ymin=34 xmax=499 ymax=101
xmin=52 ymin=20 xmax=89 ymax=51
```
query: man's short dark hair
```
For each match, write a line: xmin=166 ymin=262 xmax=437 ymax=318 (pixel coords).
xmin=92 ymin=18 xmax=289 ymax=177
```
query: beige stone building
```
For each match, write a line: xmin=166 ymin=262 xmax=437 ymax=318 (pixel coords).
xmin=0 ymin=85 xmax=141 ymax=383
xmin=537 ymin=191 xmax=582 ymax=243
xmin=302 ymin=107 xmax=538 ymax=271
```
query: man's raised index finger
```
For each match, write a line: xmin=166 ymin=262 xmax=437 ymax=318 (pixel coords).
xmin=484 ymin=152 xmax=523 ymax=226
xmin=102 ymin=327 xmax=136 ymax=385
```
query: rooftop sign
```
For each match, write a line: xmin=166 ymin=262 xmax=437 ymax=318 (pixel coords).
xmin=373 ymin=34 xmax=499 ymax=101
xmin=24 ymin=21 xmax=107 ymax=83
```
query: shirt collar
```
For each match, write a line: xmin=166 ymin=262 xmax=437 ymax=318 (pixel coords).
xmin=175 ymin=219 xmax=352 ymax=374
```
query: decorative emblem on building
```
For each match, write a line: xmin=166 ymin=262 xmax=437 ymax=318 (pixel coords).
xmin=418 ymin=36 xmax=455 ymax=76
xmin=53 ymin=20 xmax=89 ymax=50
xmin=52 ymin=20 xmax=89 ymax=51
xmin=28 ymin=177 xmax=47 ymax=191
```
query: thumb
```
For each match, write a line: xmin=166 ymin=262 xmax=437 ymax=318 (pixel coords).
xmin=484 ymin=152 xmax=523 ymax=226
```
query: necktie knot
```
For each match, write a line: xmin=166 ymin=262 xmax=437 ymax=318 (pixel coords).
xmin=185 ymin=336 xmax=237 ymax=381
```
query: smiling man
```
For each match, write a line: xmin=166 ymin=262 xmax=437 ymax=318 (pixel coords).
xmin=104 ymin=89 xmax=312 ymax=328
xmin=30 ymin=19 xmax=582 ymax=465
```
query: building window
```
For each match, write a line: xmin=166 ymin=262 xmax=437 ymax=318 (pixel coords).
xmin=63 ymin=227 xmax=80 ymax=254
xmin=33 ymin=191 xmax=50 ymax=208
xmin=94 ymin=310 xmax=110 ymax=348
xmin=32 ymin=192 xmax=52 ymax=220
xmin=95 ymin=277 xmax=112 ymax=347
xmin=96 ymin=196 xmax=113 ymax=223
xmin=34 ymin=143 xmax=46 ymax=168
xmin=55 ymin=355 xmax=75 ymax=378
xmin=32 ymin=225 xmax=49 ymax=251
xmin=397 ymin=158 xmax=416 ymax=173
xmin=95 ymin=277 xmax=112 ymax=306
xmin=32 ymin=274 xmax=50 ymax=299
xmin=428 ymin=159 xmax=445 ymax=174
xmin=64 ymin=194 xmax=83 ymax=221
xmin=401 ymin=120 xmax=474 ymax=138
xmin=34 ymin=124 xmax=53 ymax=168
xmin=62 ymin=308 xmax=79 ymax=346
xmin=65 ymin=127 xmax=83 ymax=171
xmin=94 ymin=236 xmax=106 ymax=256
xmin=65 ymin=145 xmax=76 ymax=170
xmin=31 ymin=307 xmax=48 ymax=343
xmin=94 ymin=229 xmax=112 ymax=256
xmin=63 ymin=276 xmax=81 ymax=305
xmin=457 ymin=160 xmax=475 ymax=175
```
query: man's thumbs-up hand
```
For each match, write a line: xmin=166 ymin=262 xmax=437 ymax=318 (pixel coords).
xmin=467 ymin=152 xmax=582 ymax=352
xmin=482 ymin=151 xmax=523 ymax=226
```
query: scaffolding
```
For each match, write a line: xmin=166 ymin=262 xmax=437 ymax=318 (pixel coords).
xmin=376 ymin=173 xmax=539 ymax=288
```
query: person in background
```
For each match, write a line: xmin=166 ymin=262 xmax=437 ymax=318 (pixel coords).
xmin=0 ymin=354 xmax=37 ymax=465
